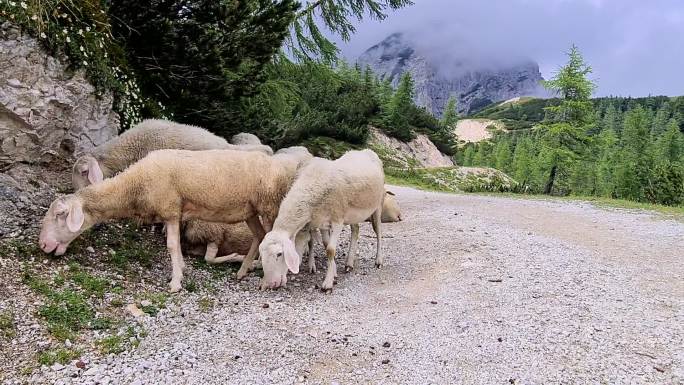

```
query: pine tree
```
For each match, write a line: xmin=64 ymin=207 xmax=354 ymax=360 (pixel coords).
xmin=614 ymin=106 xmax=653 ymax=201
xmin=384 ymin=72 xmax=416 ymax=141
xmin=462 ymin=146 xmax=475 ymax=166
xmin=440 ymin=96 xmax=459 ymax=129
xmin=287 ymin=0 xmax=412 ymax=63
xmin=595 ymin=126 xmax=619 ymax=197
xmin=494 ymin=139 xmax=513 ymax=173
xmin=538 ymin=45 xmax=595 ymax=195
xmin=511 ymin=137 xmax=534 ymax=188
xmin=655 ymin=119 xmax=683 ymax=164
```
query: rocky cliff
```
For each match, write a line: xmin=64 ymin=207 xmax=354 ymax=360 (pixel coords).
xmin=0 ymin=22 xmax=119 ymax=237
xmin=358 ymin=32 xmax=545 ymax=116
xmin=0 ymin=22 xmax=118 ymax=168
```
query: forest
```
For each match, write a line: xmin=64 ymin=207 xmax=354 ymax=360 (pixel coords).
xmin=459 ymin=47 xmax=684 ymax=206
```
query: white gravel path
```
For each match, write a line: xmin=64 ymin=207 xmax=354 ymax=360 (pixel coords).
xmin=27 ymin=186 xmax=684 ymax=385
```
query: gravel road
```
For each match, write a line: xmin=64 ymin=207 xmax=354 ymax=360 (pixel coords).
xmin=29 ymin=186 xmax=684 ymax=385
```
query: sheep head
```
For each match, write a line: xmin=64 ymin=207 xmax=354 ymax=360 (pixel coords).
xmin=72 ymin=155 xmax=104 ymax=190
xmin=381 ymin=190 xmax=402 ymax=223
xmin=39 ymin=195 xmax=92 ymax=255
xmin=259 ymin=230 xmax=300 ymax=290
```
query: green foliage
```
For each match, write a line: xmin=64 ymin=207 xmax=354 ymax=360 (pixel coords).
xmin=286 ymin=0 xmax=412 ymax=63
xmin=37 ymin=348 xmax=81 ymax=366
xmin=441 ymin=96 xmax=459 ymax=128
xmin=383 ymin=72 xmax=417 ymax=141
xmin=108 ymin=0 xmax=298 ymax=135
xmin=0 ymin=311 xmax=16 ymax=338
xmin=0 ymin=0 xmax=145 ymax=129
xmin=466 ymin=47 xmax=684 ymax=206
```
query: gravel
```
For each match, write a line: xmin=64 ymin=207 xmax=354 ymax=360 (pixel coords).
xmin=5 ymin=186 xmax=684 ymax=384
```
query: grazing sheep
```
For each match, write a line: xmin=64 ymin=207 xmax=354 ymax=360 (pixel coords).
xmin=230 ymin=132 xmax=263 ymax=146
xmin=304 ymin=189 xmax=402 ymax=273
xmin=40 ymin=148 xmax=311 ymax=292
xmin=72 ymin=119 xmax=273 ymax=190
xmin=258 ymin=149 xmax=385 ymax=291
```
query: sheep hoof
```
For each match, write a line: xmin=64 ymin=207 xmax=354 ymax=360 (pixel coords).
xmin=308 ymin=266 xmax=317 ymax=274
xmin=236 ymin=268 xmax=249 ymax=280
xmin=344 ymin=265 xmax=354 ymax=273
xmin=169 ymin=281 xmax=182 ymax=293
xmin=320 ymin=286 xmax=333 ymax=294
xmin=375 ymin=262 xmax=383 ymax=269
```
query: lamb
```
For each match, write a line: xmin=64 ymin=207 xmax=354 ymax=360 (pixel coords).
xmin=72 ymin=119 xmax=273 ymax=190
xmin=183 ymin=220 xmax=252 ymax=264
xmin=258 ymin=149 xmax=385 ymax=291
xmin=40 ymin=148 xmax=312 ymax=292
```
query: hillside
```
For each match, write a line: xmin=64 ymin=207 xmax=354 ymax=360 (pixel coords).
xmin=473 ymin=95 xmax=684 ymax=130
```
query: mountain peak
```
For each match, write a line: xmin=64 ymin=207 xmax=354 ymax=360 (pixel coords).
xmin=358 ymin=33 xmax=546 ymax=115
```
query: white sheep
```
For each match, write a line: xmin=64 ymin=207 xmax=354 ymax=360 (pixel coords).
xmin=230 ymin=132 xmax=263 ymax=146
xmin=40 ymin=148 xmax=311 ymax=292
xmin=258 ymin=149 xmax=385 ymax=291
xmin=303 ymin=188 xmax=401 ymax=273
xmin=183 ymin=220 xmax=252 ymax=264
xmin=72 ymin=119 xmax=273 ymax=190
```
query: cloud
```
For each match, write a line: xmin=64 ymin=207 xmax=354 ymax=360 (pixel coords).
xmin=330 ymin=0 xmax=684 ymax=97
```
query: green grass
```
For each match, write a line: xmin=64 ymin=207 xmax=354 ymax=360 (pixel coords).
xmin=96 ymin=335 xmax=126 ymax=355
xmin=198 ymin=297 xmax=214 ymax=312
xmin=96 ymin=327 xmax=140 ymax=354
xmin=0 ymin=239 xmax=43 ymax=259
xmin=38 ymin=289 xmax=94 ymax=341
xmin=37 ymin=348 xmax=81 ymax=366
xmin=0 ymin=311 xmax=16 ymax=338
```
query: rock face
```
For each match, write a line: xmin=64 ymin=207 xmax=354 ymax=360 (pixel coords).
xmin=0 ymin=22 xmax=118 ymax=237
xmin=358 ymin=32 xmax=545 ymax=116
xmin=370 ymin=127 xmax=454 ymax=168
xmin=0 ymin=22 xmax=119 ymax=167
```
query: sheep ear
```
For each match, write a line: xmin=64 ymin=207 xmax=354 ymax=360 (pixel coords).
xmin=87 ymin=158 xmax=103 ymax=184
xmin=283 ymin=238 xmax=300 ymax=274
xmin=66 ymin=200 xmax=85 ymax=232
xmin=385 ymin=190 xmax=395 ymax=196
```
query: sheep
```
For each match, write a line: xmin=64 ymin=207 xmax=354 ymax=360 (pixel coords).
xmin=303 ymin=188 xmax=401 ymax=273
xmin=183 ymin=220 xmax=252 ymax=264
xmin=72 ymin=119 xmax=273 ymax=190
xmin=40 ymin=148 xmax=312 ymax=292
xmin=258 ymin=149 xmax=385 ymax=291
xmin=230 ymin=132 xmax=263 ymax=146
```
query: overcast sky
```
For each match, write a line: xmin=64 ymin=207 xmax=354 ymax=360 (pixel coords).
xmin=331 ymin=0 xmax=684 ymax=97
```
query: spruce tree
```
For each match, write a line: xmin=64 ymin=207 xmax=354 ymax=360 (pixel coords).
xmin=538 ymin=45 xmax=595 ymax=195
xmin=440 ymin=96 xmax=459 ymax=129
xmin=614 ymin=106 xmax=653 ymax=201
xmin=511 ymin=137 xmax=534 ymax=189
xmin=494 ymin=139 xmax=513 ymax=173
xmin=384 ymin=72 xmax=416 ymax=141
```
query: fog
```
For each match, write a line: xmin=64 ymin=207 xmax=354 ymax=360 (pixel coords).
xmin=331 ymin=0 xmax=684 ymax=97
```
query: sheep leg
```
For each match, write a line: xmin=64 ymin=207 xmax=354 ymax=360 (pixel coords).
xmin=345 ymin=223 xmax=360 ymax=273
xmin=307 ymin=229 xmax=317 ymax=274
xmin=203 ymin=242 xmax=219 ymax=264
xmin=371 ymin=208 xmax=383 ymax=268
xmin=166 ymin=220 xmax=185 ymax=293
xmin=237 ymin=216 xmax=266 ymax=280
xmin=321 ymin=223 xmax=342 ymax=292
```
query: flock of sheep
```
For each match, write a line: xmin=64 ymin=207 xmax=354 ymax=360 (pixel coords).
xmin=38 ymin=120 xmax=402 ymax=292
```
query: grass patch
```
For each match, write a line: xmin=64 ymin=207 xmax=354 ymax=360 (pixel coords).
xmin=67 ymin=263 xmax=109 ymax=298
xmin=38 ymin=289 xmax=94 ymax=341
xmin=302 ymin=136 xmax=360 ymax=160
xmin=0 ymin=311 xmax=16 ymax=338
xmin=0 ymin=239 xmax=43 ymax=259
xmin=96 ymin=335 xmax=126 ymax=355
xmin=37 ymin=348 xmax=81 ymax=366
xmin=96 ymin=327 xmax=140 ymax=354
xmin=198 ymin=297 xmax=214 ymax=312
